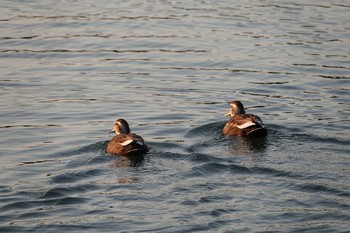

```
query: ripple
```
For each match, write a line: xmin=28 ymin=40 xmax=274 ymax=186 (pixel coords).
xmin=0 ymin=48 xmax=208 ymax=54
xmin=0 ymin=124 xmax=61 ymax=129
xmin=293 ymin=182 xmax=350 ymax=197
xmin=318 ymin=75 xmax=350 ymax=80
xmin=191 ymin=161 xmax=252 ymax=176
xmin=49 ymin=168 xmax=104 ymax=184
xmin=40 ymin=184 xmax=98 ymax=199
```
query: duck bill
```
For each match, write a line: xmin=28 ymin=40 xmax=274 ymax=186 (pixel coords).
xmin=224 ymin=112 xmax=231 ymax=117
xmin=108 ymin=130 xmax=115 ymax=133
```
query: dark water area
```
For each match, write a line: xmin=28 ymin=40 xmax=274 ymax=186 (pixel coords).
xmin=0 ymin=0 xmax=349 ymax=232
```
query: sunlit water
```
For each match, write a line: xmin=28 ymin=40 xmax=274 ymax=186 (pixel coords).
xmin=1 ymin=0 xmax=349 ymax=232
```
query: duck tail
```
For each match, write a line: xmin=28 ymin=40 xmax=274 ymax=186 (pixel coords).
xmin=246 ymin=127 xmax=268 ymax=138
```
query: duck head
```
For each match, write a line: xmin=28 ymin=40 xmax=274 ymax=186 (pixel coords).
xmin=109 ymin=118 xmax=131 ymax=135
xmin=224 ymin=100 xmax=246 ymax=117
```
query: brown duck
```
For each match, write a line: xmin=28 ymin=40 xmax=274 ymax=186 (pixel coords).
xmin=223 ymin=101 xmax=267 ymax=138
xmin=106 ymin=119 xmax=149 ymax=156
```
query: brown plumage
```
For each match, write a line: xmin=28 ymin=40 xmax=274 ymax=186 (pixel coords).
xmin=106 ymin=119 xmax=149 ymax=156
xmin=223 ymin=101 xmax=267 ymax=138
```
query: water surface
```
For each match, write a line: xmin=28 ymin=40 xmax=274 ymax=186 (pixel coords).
xmin=0 ymin=0 xmax=349 ymax=232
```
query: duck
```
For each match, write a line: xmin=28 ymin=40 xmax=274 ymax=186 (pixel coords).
xmin=223 ymin=100 xmax=267 ymax=138
xmin=106 ymin=119 xmax=149 ymax=156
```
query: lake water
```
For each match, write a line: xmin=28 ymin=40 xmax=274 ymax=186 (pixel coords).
xmin=0 ymin=0 xmax=349 ymax=232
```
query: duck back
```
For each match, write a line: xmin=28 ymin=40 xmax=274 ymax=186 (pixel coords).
xmin=223 ymin=114 xmax=267 ymax=138
xmin=106 ymin=133 xmax=149 ymax=156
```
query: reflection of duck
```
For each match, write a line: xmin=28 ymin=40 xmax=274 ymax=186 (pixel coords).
xmin=109 ymin=155 xmax=144 ymax=168
xmin=106 ymin=119 xmax=149 ymax=156
xmin=223 ymin=101 xmax=267 ymax=138
xmin=228 ymin=136 xmax=267 ymax=156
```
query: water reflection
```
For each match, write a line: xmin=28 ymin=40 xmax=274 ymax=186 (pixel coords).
xmin=109 ymin=155 xmax=145 ymax=168
xmin=227 ymin=136 xmax=267 ymax=156
xmin=114 ymin=177 xmax=140 ymax=184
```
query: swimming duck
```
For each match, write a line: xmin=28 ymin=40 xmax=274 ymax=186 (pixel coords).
xmin=223 ymin=101 xmax=267 ymax=138
xmin=106 ymin=119 xmax=149 ymax=156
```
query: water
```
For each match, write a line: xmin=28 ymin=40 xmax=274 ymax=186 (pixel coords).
xmin=1 ymin=0 xmax=349 ymax=232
